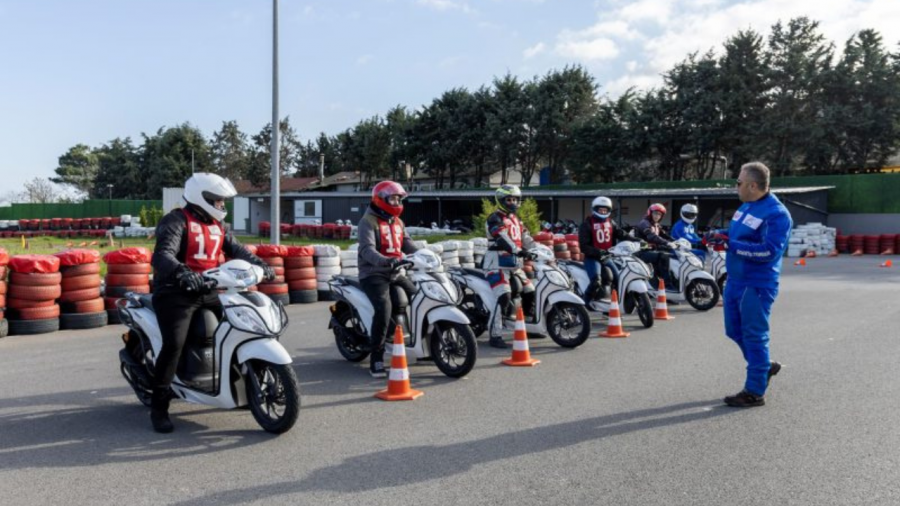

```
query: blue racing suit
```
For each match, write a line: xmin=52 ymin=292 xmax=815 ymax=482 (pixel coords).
xmin=671 ymin=220 xmax=707 ymax=262
xmin=723 ymin=193 xmax=792 ymax=396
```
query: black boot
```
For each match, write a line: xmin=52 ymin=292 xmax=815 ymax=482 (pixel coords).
xmin=488 ymin=335 xmax=508 ymax=349
xmin=583 ymin=281 xmax=600 ymax=305
xmin=150 ymin=387 xmax=174 ymax=433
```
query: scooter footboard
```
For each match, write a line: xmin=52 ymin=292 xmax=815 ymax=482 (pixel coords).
xmin=237 ymin=339 xmax=293 ymax=365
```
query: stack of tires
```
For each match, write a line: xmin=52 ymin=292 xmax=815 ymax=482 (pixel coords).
xmin=285 ymin=246 xmax=317 ymax=304
xmin=6 ymin=254 xmax=61 ymax=335
xmin=314 ymin=245 xmax=341 ymax=301
xmin=255 ymin=245 xmax=290 ymax=306
xmin=553 ymin=235 xmax=571 ymax=261
xmin=439 ymin=241 xmax=460 ymax=271
xmin=0 ymin=248 xmax=8 ymax=337
xmin=339 ymin=247 xmax=358 ymax=278
xmin=472 ymin=238 xmax=487 ymax=268
xmin=565 ymin=234 xmax=582 ymax=261
xmin=103 ymin=247 xmax=153 ymax=324
xmin=55 ymin=249 xmax=107 ymax=330
xmin=458 ymin=240 xmax=476 ymax=269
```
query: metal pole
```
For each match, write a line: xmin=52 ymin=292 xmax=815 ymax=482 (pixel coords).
xmin=270 ymin=0 xmax=281 ymax=245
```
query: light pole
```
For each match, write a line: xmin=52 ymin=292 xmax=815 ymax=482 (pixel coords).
xmin=270 ymin=0 xmax=281 ymax=245
xmin=107 ymin=184 xmax=114 ymax=216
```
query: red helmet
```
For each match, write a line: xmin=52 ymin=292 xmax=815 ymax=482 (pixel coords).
xmin=646 ymin=203 xmax=667 ymax=219
xmin=372 ymin=181 xmax=407 ymax=217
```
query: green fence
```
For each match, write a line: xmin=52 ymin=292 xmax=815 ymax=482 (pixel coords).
xmin=0 ymin=200 xmax=162 ymax=220
xmin=540 ymin=173 xmax=900 ymax=213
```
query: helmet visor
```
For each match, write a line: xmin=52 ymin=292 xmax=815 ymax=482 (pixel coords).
xmin=682 ymin=211 xmax=697 ymax=220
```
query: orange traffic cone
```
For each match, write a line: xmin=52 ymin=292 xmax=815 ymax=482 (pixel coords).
xmin=503 ymin=307 xmax=540 ymax=367
xmin=880 ymin=259 xmax=893 ymax=268
xmin=599 ymin=289 xmax=631 ymax=338
xmin=654 ymin=279 xmax=675 ymax=320
xmin=794 ymin=258 xmax=806 ymax=266
xmin=827 ymin=249 xmax=838 ymax=257
xmin=375 ymin=325 xmax=423 ymax=401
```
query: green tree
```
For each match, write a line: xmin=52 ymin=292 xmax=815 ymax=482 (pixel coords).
xmin=474 ymin=197 xmax=542 ymax=239
xmin=210 ymin=120 xmax=250 ymax=181
xmin=92 ymin=137 xmax=141 ymax=199
xmin=487 ymin=73 xmax=528 ymax=186
xmin=51 ymin=144 xmax=99 ymax=196
xmin=246 ymin=117 xmax=303 ymax=187
xmin=141 ymin=123 xmax=212 ymax=199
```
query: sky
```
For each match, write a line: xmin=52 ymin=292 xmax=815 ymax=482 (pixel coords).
xmin=1 ymin=0 xmax=897 ymax=201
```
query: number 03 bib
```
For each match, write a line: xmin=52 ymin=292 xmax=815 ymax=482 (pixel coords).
xmin=182 ymin=209 xmax=223 ymax=273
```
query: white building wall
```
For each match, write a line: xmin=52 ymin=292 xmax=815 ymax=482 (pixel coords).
xmin=233 ymin=197 xmax=250 ymax=232
xmin=162 ymin=187 xmax=184 ymax=212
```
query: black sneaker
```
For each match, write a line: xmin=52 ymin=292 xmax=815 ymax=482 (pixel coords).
xmin=724 ymin=390 xmax=765 ymax=408
xmin=767 ymin=361 xmax=782 ymax=387
xmin=488 ymin=336 xmax=508 ymax=349
xmin=369 ymin=361 xmax=387 ymax=378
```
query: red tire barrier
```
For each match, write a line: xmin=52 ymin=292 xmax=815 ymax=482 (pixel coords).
xmin=107 ymin=263 xmax=152 ymax=275
xmin=59 ymin=287 xmax=102 ymax=303
xmin=7 ymin=284 xmax=62 ymax=301
xmin=14 ymin=304 xmax=60 ymax=320
xmin=61 ymin=297 xmax=105 ymax=314
xmin=257 ymin=282 xmax=289 ymax=295
xmin=105 ymin=274 xmax=150 ymax=286
xmin=9 ymin=272 xmax=62 ymax=286
xmin=284 ymin=256 xmax=314 ymax=269
xmin=61 ymin=275 xmax=102 ymax=291
xmin=6 ymin=298 xmax=56 ymax=309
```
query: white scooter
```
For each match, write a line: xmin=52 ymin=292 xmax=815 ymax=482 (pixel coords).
xmin=650 ymin=238 xmax=720 ymax=310
xmin=327 ymin=249 xmax=477 ymax=378
xmin=117 ymin=260 xmax=300 ymax=434
xmin=701 ymin=231 xmax=728 ymax=295
xmin=450 ymin=244 xmax=591 ymax=348
xmin=558 ymin=241 xmax=655 ymax=328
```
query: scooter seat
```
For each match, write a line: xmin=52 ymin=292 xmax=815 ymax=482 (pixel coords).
xmin=334 ymin=275 xmax=363 ymax=290
xmin=461 ymin=268 xmax=487 ymax=280
xmin=137 ymin=294 xmax=154 ymax=311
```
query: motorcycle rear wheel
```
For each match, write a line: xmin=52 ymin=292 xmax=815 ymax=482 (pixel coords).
xmin=246 ymin=361 xmax=300 ymax=434
xmin=430 ymin=321 xmax=477 ymax=378
xmin=333 ymin=307 xmax=370 ymax=362
xmin=686 ymin=278 xmax=719 ymax=311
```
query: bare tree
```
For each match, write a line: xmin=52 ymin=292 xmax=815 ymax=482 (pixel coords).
xmin=21 ymin=177 xmax=60 ymax=203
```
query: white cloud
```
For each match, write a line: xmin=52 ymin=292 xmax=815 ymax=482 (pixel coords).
xmin=549 ymin=0 xmax=900 ymax=94
xmin=416 ymin=0 xmax=475 ymax=14
xmin=556 ymin=38 xmax=619 ymax=61
xmin=523 ymin=42 xmax=546 ymax=59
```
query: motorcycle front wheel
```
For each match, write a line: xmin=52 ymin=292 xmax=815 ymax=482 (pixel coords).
xmin=333 ymin=307 xmax=370 ymax=362
xmin=634 ymin=292 xmax=654 ymax=328
xmin=686 ymin=278 xmax=720 ymax=311
xmin=430 ymin=322 xmax=477 ymax=378
xmin=546 ymin=302 xmax=591 ymax=348
xmin=246 ymin=360 xmax=300 ymax=434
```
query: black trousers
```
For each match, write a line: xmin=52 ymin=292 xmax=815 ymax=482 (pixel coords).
xmin=636 ymin=250 xmax=672 ymax=286
xmin=152 ymin=289 xmax=221 ymax=389
xmin=360 ymin=275 xmax=416 ymax=360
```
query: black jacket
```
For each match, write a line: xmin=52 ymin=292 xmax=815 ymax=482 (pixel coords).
xmin=578 ymin=217 xmax=633 ymax=260
xmin=635 ymin=217 xmax=674 ymax=248
xmin=152 ymin=206 xmax=268 ymax=291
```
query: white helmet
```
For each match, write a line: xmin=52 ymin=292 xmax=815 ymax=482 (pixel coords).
xmin=680 ymin=203 xmax=698 ymax=224
xmin=591 ymin=196 xmax=613 ymax=219
xmin=183 ymin=172 xmax=237 ymax=223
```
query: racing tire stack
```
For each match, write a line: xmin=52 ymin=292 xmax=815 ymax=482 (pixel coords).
xmin=458 ymin=240 xmax=476 ymax=269
xmin=553 ymin=234 xmax=571 ymax=261
xmin=565 ymin=234 xmax=582 ymax=261
xmin=339 ymin=248 xmax=358 ymax=278
xmin=0 ymin=248 xmax=8 ymax=337
xmin=255 ymin=245 xmax=290 ymax=306
xmin=314 ymin=245 xmax=341 ymax=301
xmin=103 ymin=247 xmax=153 ymax=325
xmin=472 ymin=238 xmax=487 ymax=268
xmin=55 ymin=249 xmax=107 ymax=330
xmin=439 ymin=240 xmax=460 ymax=272
xmin=285 ymin=245 xmax=317 ymax=304
xmin=6 ymin=254 xmax=61 ymax=336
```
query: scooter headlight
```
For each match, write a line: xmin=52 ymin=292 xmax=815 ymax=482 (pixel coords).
xmin=228 ymin=303 xmax=285 ymax=335
xmin=686 ymin=254 xmax=703 ymax=268
xmin=545 ymin=269 xmax=569 ymax=288
xmin=419 ymin=280 xmax=454 ymax=303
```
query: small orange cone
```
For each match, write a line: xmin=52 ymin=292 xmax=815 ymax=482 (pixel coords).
xmin=654 ymin=279 xmax=675 ymax=320
xmin=599 ymin=290 xmax=631 ymax=338
xmin=794 ymin=258 xmax=806 ymax=266
xmin=806 ymin=250 xmax=817 ymax=258
xmin=375 ymin=325 xmax=423 ymax=401
xmin=880 ymin=259 xmax=893 ymax=268
xmin=828 ymin=249 xmax=838 ymax=257
xmin=503 ymin=307 xmax=540 ymax=367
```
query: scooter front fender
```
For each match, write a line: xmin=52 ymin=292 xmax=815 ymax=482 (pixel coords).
xmin=426 ymin=306 xmax=471 ymax=326
xmin=547 ymin=290 xmax=586 ymax=308
xmin=237 ymin=338 xmax=293 ymax=365
xmin=626 ymin=280 xmax=650 ymax=294
xmin=686 ymin=269 xmax=716 ymax=283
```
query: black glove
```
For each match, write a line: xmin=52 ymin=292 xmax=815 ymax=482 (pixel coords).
xmin=176 ymin=269 xmax=204 ymax=293
xmin=389 ymin=258 xmax=413 ymax=270
xmin=262 ymin=265 xmax=276 ymax=282
xmin=516 ymin=249 xmax=536 ymax=260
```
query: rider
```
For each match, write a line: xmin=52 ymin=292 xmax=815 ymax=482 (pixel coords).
xmin=635 ymin=203 xmax=678 ymax=290
xmin=357 ymin=181 xmax=418 ymax=378
xmin=578 ymin=196 xmax=633 ymax=308
xmin=671 ymin=203 xmax=707 ymax=262
xmin=150 ymin=172 xmax=275 ymax=433
xmin=482 ymin=185 xmax=537 ymax=349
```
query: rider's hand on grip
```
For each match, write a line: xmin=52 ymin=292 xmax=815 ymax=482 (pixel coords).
xmin=262 ymin=265 xmax=277 ymax=282
xmin=177 ymin=269 xmax=204 ymax=293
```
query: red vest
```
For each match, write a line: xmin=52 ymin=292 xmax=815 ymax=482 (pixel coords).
xmin=377 ymin=218 xmax=405 ymax=259
xmin=499 ymin=213 xmax=524 ymax=248
xmin=182 ymin=209 xmax=224 ymax=273
xmin=590 ymin=217 xmax=614 ymax=250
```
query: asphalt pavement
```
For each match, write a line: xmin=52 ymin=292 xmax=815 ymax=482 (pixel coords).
xmin=1 ymin=256 xmax=898 ymax=506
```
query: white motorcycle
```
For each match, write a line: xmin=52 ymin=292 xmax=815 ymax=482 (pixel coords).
xmin=650 ymin=238 xmax=720 ymax=311
xmin=450 ymin=244 xmax=591 ymax=348
xmin=327 ymin=249 xmax=477 ymax=378
xmin=117 ymin=260 xmax=300 ymax=434
xmin=558 ymin=241 xmax=655 ymax=328
xmin=701 ymin=231 xmax=728 ymax=295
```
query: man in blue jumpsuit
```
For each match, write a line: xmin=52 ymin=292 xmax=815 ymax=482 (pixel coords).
xmin=723 ymin=162 xmax=792 ymax=407
xmin=671 ymin=203 xmax=707 ymax=263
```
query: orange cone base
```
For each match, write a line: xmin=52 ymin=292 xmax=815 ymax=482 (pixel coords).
xmin=502 ymin=356 xmax=541 ymax=367
xmin=655 ymin=312 xmax=675 ymax=321
xmin=375 ymin=387 xmax=424 ymax=401
xmin=600 ymin=329 xmax=631 ymax=338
